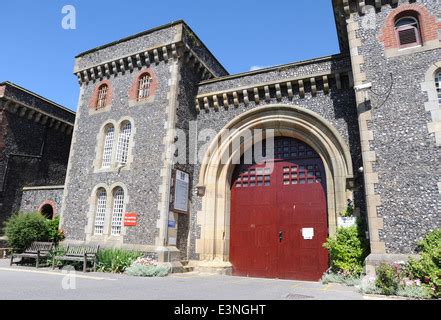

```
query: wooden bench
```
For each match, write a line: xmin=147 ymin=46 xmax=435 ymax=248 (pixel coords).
xmin=53 ymin=245 xmax=100 ymax=272
xmin=10 ymin=242 xmax=54 ymax=268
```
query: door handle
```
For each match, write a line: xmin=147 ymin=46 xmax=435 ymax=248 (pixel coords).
xmin=279 ymin=231 xmax=283 ymax=243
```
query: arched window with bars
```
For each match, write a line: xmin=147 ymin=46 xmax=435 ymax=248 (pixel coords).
xmin=101 ymin=125 xmax=115 ymax=168
xmin=137 ymin=73 xmax=152 ymax=100
xmin=116 ymin=122 xmax=132 ymax=165
xmin=96 ymin=84 xmax=108 ymax=109
xmin=395 ymin=15 xmax=421 ymax=49
xmin=94 ymin=188 xmax=107 ymax=235
xmin=436 ymin=71 xmax=441 ymax=104
xmin=111 ymin=187 xmax=125 ymax=236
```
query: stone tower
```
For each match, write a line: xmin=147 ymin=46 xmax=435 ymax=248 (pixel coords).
xmin=333 ymin=0 xmax=441 ymax=272
xmin=61 ymin=21 xmax=227 ymax=264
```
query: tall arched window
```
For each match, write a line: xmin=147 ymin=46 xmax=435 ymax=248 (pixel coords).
xmin=116 ymin=122 xmax=132 ymax=165
xmin=94 ymin=188 xmax=107 ymax=235
xmin=97 ymin=84 xmax=108 ymax=109
xmin=138 ymin=73 xmax=152 ymax=100
xmin=436 ymin=71 xmax=441 ymax=104
xmin=102 ymin=125 xmax=115 ymax=168
xmin=395 ymin=15 xmax=421 ymax=48
xmin=111 ymin=187 xmax=125 ymax=236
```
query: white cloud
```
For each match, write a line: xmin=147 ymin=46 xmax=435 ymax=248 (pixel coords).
xmin=249 ymin=65 xmax=270 ymax=71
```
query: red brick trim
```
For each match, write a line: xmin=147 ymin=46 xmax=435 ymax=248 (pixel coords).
xmin=128 ymin=68 xmax=158 ymax=103
xmin=379 ymin=3 xmax=440 ymax=49
xmin=38 ymin=200 xmax=57 ymax=217
xmin=88 ymin=80 xmax=113 ymax=110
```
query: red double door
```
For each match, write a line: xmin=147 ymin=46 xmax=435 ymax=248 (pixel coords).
xmin=230 ymin=142 xmax=329 ymax=281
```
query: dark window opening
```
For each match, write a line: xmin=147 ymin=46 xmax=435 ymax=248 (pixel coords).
xmin=40 ymin=204 xmax=54 ymax=220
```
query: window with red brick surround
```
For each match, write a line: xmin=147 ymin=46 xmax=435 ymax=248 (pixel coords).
xmin=379 ymin=3 xmax=441 ymax=50
xmin=128 ymin=68 xmax=158 ymax=103
xmin=395 ymin=15 xmax=421 ymax=48
xmin=89 ymin=80 xmax=113 ymax=110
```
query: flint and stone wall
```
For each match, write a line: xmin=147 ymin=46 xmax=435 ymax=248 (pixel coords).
xmin=349 ymin=0 xmax=441 ymax=254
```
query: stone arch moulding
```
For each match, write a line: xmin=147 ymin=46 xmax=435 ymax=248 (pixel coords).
xmin=194 ymin=104 xmax=354 ymax=270
xmin=421 ymin=61 xmax=441 ymax=147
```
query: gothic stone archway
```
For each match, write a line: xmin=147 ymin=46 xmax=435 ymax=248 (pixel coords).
xmin=194 ymin=105 xmax=354 ymax=276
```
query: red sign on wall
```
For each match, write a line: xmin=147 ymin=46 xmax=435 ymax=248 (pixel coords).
xmin=124 ymin=213 xmax=137 ymax=227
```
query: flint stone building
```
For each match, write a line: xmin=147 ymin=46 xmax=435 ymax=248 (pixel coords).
xmin=55 ymin=0 xmax=440 ymax=280
xmin=0 ymin=82 xmax=74 ymax=228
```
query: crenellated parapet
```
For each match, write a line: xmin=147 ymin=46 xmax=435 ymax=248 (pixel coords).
xmin=74 ymin=21 xmax=228 ymax=86
xmin=333 ymin=0 xmax=401 ymax=51
xmin=0 ymin=82 xmax=74 ymax=135
xmin=195 ymin=55 xmax=353 ymax=113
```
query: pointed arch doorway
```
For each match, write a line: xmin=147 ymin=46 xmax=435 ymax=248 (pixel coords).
xmin=195 ymin=105 xmax=354 ymax=282
xmin=230 ymin=137 xmax=328 ymax=281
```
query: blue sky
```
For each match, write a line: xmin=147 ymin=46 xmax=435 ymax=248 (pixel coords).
xmin=0 ymin=0 xmax=340 ymax=111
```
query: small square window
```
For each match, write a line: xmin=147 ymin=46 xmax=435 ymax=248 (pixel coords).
xmin=307 ymin=178 xmax=315 ymax=184
xmin=283 ymin=167 xmax=289 ymax=173
xmin=299 ymin=179 xmax=306 ymax=184
xmin=292 ymin=180 xmax=298 ymax=185
xmin=307 ymin=172 xmax=315 ymax=177
xmin=265 ymin=181 xmax=270 ymax=186
xmin=284 ymin=180 xmax=290 ymax=185
xmin=257 ymin=168 xmax=263 ymax=175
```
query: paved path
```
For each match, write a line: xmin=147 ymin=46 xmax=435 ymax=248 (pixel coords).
xmin=0 ymin=259 xmax=364 ymax=300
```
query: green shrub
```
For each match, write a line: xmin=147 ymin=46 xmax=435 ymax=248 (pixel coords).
xmin=323 ymin=222 xmax=370 ymax=276
xmin=321 ymin=272 xmax=361 ymax=286
xmin=375 ymin=263 xmax=399 ymax=295
xmin=96 ymin=249 xmax=143 ymax=273
xmin=126 ymin=263 xmax=171 ymax=277
xmin=3 ymin=212 xmax=50 ymax=251
xmin=405 ymin=229 xmax=441 ymax=298
xmin=396 ymin=284 xmax=432 ymax=299
xmin=45 ymin=216 xmax=65 ymax=245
